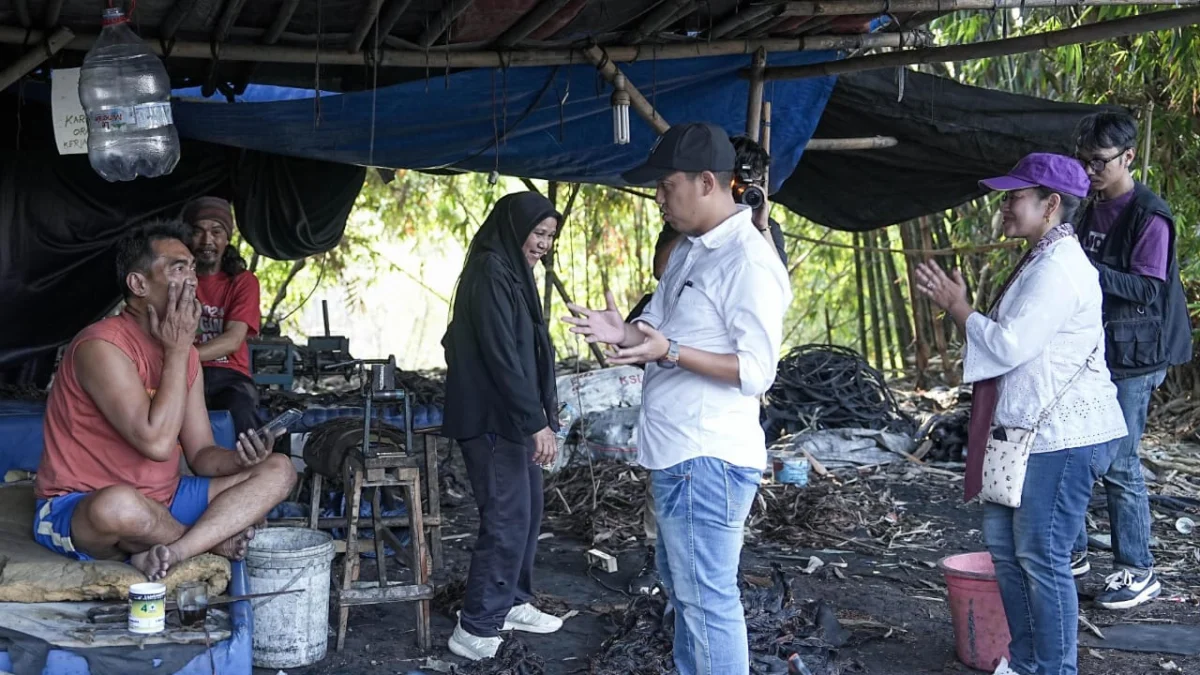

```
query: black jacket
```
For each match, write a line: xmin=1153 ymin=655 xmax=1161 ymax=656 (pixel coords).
xmin=442 ymin=193 xmax=561 ymax=442
xmin=1076 ymin=183 xmax=1193 ymax=379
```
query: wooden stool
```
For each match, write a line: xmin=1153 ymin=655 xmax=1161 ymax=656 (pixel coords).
xmin=295 ymin=357 xmax=442 ymax=652
xmin=331 ymin=449 xmax=432 ymax=651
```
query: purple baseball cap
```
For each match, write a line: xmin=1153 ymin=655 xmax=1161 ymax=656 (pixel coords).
xmin=979 ymin=152 xmax=1090 ymax=199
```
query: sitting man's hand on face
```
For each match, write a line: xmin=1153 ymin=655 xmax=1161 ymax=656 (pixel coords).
xmin=150 ymin=280 xmax=201 ymax=354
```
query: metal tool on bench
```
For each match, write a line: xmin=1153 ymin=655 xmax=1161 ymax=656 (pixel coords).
xmin=307 ymin=300 xmax=353 ymax=379
xmin=248 ymin=301 xmax=356 ymax=390
xmin=86 ymin=589 xmax=303 ymax=624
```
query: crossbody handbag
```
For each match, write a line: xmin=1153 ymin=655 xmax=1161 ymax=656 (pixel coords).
xmin=979 ymin=344 xmax=1100 ymax=508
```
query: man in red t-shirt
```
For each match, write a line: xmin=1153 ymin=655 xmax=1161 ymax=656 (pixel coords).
xmin=34 ymin=221 xmax=295 ymax=580
xmin=182 ymin=197 xmax=263 ymax=437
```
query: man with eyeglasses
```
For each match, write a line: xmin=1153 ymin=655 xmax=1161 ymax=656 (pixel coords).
xmin=1071 ymin=111 xmax=1193 ymax=610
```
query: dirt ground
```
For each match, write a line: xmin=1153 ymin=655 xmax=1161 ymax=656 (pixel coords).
xmin=266 ymin=457 xmax=1200 ymax=675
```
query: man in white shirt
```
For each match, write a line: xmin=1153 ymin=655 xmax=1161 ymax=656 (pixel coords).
xmin=565 ymin=122 xmax=791 ymax=675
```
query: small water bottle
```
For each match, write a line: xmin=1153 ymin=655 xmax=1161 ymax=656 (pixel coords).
xmin=555 ymin=402 xmax=577 ymax=441
xmin=79 ymin=7 xmax=180 ymax=182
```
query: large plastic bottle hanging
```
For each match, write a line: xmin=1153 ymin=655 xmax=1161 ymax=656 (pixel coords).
xmin=78 ymin=7 xmax=180 ymax=182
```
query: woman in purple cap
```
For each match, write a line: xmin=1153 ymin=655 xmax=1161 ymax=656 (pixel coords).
xmin=916 ymin=153 xmax=1127 ymax=675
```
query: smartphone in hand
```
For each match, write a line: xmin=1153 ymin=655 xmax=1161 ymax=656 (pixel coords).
xmin=260 ymin=408 xmax=303 ymax=439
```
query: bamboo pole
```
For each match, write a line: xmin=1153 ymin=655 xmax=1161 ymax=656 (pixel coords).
xmin=708 ymin=5 xmax=779 ymax=39
xmin=214 ymin=0 xmax=250 ymax=44
xmin=758 ymin=7 xmax=1200 ymax=80
xmin=496 ymin=0 xmax=577 ymax=47
xmin=545 ymin=180 xmax=559 ymax=319
xmin=1142 ymin=100 xmax=1152 ymax=183
xmin=584 ymin=45 xmax=671 ymax=135
xmin=746 ymin=48 xmax=767 ymax=141
xmin=0 ymin=27 xmax=73 ymax=92
xmin=348 ymin=0 xmax=388 ymax=53
xmin=264 ymin=0 xmax=302 ymax=45
xmin=14 ymin=0 xmax=30 ymax=27
xmin=879 ymin=227 xmax=914 ymax=367
xmin=854 ymin=233 xmax=869 ymax=359
xmin=781 ymin=0 xmax=1198 ymax=15
xmin=0 ymin=27 xmax=926 ymax=68
xmin=864 ymin=230 xmax=885 ymax=371
xmin=921 ymin=217 xmax=958 ymax=385
xmin=417 ymin=0 xmax=477 ymax=48
xmin=805 ymin=136 xmax=898 ymax=151
xmin=43 ymin=0 xmax=66 ymax=28
xmin=624 ymin=0 xmax=696 ymax=44
xmin=900 ymin=222 xmax=930 ymax=387
xmin=161 ymin=0 xmax=201 ymax=42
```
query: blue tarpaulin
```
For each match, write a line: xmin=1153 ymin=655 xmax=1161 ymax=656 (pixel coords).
xmin=173 ymin=51 xmax=838 ymax=192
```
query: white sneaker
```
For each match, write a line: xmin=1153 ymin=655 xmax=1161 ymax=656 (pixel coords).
xmin=993 ymin=657 xmax=1020 ymax=675
xmin=503 ymin=603 xmax=563 ymax=634
xmin=448 ymin=622 xmax=502 ymax=661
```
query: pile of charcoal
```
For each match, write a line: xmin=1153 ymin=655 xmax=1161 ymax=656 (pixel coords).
xmin=918 ymin=409 xmax=970 ymax=463
xmin=542 ymin=459 xmax=649 ymax=550
xmin=591 ymin=567 xmax=851 ymax=675
xmin=455 ymin=636 xmax=545 ymax=675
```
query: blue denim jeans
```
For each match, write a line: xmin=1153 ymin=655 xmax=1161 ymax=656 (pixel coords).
xmin=1072 ymin=369 xmax=1164 ymax=572
xmin=984 ymin=441 xmax=1117 ymax=675
xmin=652 ymin=456 xmax=760 ymax=675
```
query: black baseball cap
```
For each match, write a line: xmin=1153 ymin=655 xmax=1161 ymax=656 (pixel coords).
xmin=621 ymin=122 xmax=737 ymax=186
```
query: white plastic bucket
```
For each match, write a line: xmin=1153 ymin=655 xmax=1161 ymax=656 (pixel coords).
xmin=245 ymin=527 xmax=336 ymax=669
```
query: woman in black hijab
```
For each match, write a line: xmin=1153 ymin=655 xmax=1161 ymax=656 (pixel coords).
xmin=442 ymin=191 xmax=564 ymax=661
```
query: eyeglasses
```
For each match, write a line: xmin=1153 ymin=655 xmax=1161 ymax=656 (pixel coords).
xmin=1078 ymin=149 xmax=1129 ymax=175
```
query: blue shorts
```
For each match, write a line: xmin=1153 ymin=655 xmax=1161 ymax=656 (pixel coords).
xmin=33 ymin=476 xmax=211 ymax=561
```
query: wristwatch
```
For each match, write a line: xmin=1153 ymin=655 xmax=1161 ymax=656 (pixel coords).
xmin=658 ymin=339 xmax=680 ymax=369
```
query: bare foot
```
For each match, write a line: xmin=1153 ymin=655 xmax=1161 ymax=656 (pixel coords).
xmin=210 ymin=527 xmax=255 ymax=561
xmin=130 ymin=544 xmax=178 ymax=581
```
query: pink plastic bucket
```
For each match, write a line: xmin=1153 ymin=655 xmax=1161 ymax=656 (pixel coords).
xmin=939 ymin=552 xmax=1012 ymax=671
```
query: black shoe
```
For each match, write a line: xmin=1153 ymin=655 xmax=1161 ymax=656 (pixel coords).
xmin=629 ymin=547 xmax=659 ymax=595
xmin=1070 ymin=551 xmax=1090 ymax=578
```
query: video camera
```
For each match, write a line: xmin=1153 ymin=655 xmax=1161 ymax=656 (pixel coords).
xmin=732 ymin=160 xmax=766 ymax=210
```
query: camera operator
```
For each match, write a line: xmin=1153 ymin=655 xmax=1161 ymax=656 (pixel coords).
xmin=730 ymin=135 xmax=789 ymax=267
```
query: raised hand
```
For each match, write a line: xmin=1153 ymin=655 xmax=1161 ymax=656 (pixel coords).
xmin=149 ymin=280 xmax=201 ymax=353
xmin=915 ymin=261 xmax=968 ymax=313
xmin=563 ymin=291 xmax=628 ymax=346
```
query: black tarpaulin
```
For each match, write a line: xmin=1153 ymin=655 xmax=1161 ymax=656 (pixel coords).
xmin=0 ymin=95 xmax=365 ymax=379
xmin=774 ymin=69 xmax=1122 ymax=232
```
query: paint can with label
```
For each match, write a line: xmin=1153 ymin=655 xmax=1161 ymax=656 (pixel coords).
xmin=128 ymin=582 xmax=167 ymax=634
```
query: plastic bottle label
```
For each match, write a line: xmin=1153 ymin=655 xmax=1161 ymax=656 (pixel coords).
xmin=89 ymin=102 xmax=174 ymax=132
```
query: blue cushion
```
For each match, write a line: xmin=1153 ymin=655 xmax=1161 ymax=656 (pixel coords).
xmin=0 ymin=403 xmax=237 ymax=476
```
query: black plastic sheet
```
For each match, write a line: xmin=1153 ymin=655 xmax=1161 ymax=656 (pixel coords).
xmin=0 ymin=95 xmax=364 ymax=381
xmin=775 ymin=69 xmax=1122 ymax=232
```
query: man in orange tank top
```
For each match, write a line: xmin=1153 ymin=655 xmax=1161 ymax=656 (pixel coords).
xmin=33 ymin=221 xmax=296 ymax=581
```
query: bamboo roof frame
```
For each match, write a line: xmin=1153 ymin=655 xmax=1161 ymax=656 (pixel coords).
xmin=753 ymin=6 xmax=1200 ymax=80
xmin=780 ymin=0 xmax=1200 ymax=16
xmin=0 ymin=27 xmax=929 ymax=68
xmin=1 ymin=0 xmax=1192 ymax=78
